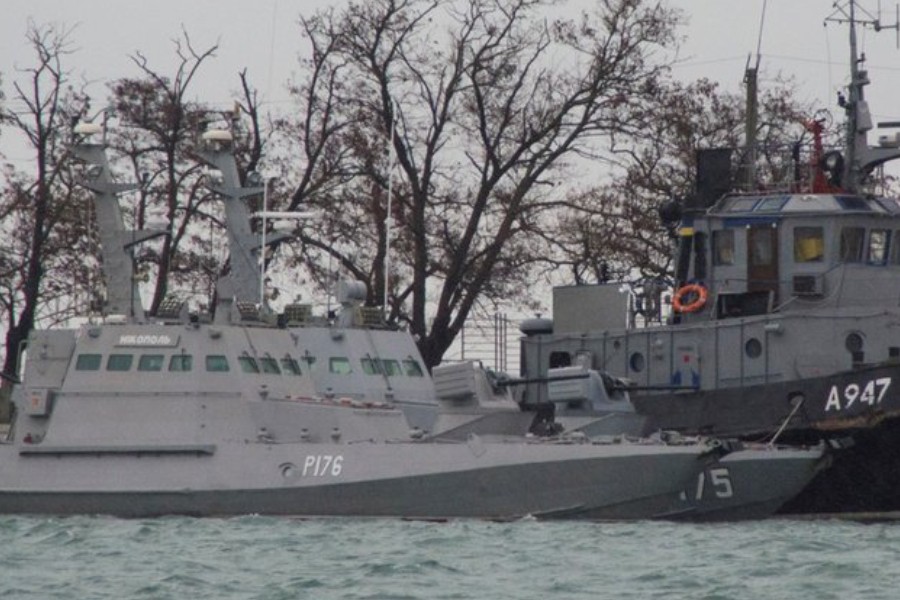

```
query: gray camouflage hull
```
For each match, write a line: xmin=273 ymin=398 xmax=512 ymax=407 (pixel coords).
xmin=0 ymin=441 xmax=715 ymax=519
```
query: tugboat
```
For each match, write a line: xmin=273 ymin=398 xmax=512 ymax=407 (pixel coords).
xmin=518 ymin=0 xmax=900 ymax=515
xmin=0 ymin=108 xmax=829 ymax=519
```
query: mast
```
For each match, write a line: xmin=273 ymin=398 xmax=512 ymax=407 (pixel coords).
xmin=827 ymin=0 xmax=900 ymax=193
xmin=73 ymin=118 xmax=165 ymax=322
xmin=742 ymin=58 xmax=759 ymax=189
xmin=194 ymin=129 xmax=266 ymax=322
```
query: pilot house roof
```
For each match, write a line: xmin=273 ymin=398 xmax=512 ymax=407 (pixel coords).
xmin=709 ymin=193 xmax=900 ymax=217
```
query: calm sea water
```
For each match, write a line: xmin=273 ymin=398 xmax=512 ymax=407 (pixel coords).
xmin=0 ymin=516 xmax=896 ymax=599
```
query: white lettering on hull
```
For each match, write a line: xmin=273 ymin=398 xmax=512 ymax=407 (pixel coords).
xmin=117 ymin=334 xmax=178 ymax=347
xmin=825 ymin=377 xmax=891 ymax=412
xmin=302 ymin=455 xmax=344 ymax=477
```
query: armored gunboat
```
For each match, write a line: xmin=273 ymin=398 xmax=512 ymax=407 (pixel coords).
xmin=518 ymin=1 xmax=900 ymax=514
xmin=0 ymin=91 xmax=829 ymax=520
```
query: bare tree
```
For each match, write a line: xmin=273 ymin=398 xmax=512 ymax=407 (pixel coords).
xmin=277 ymin=0 xmax=681 ymax=367
xmin=106 ymin=32 xmax=224 ymax=314
xmin=0 ymin=23 xmax=92 ymax=386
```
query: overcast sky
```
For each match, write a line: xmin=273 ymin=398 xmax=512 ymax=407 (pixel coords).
xmin=3 ymin=0 xmax=900 ymax=163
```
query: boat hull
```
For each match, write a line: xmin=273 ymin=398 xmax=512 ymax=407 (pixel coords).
xmin=632 ymin=363 xmax=900 ymax=513
xmin=0 ymin=440 xmax=718 ymax=520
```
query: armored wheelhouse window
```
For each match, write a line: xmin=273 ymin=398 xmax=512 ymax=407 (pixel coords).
xmin=839 ymin=227 xmax=866 ymax=263
xmin=205 ymin=355 xmax=230 ymax=372
xmin=382 ymin=359 xmax=402 ymax=376
xmin=75 ymin=354 xmax=101 ymax=371
xmin=138 ymin=354 xmax=164 ymax=372
xmin=868 ymin=229 xmax=890 ymax=265
xmin=330 ymin=357 xmax=352 ymax=374
xmin=280 ymin=357 xmax=302 ymax=375
xmin=238 ymin=356 xmax=260 ymax=374
xmin=712 ymin=230 xmax=735 ymax=265
xmin=168 ymin=354 xmax=193 ymax=372
xmin=361 ymin=357 xmax=381 ymax=375
xmin=402 ymin=359 xmax=425 ymax=377
xmin=794 ymin=227 xmax=824 ymax=262
xmin=106 ymin=354 xmax=133 ymax=372
xmin=260 ymin=357 xmax=281 ymax=374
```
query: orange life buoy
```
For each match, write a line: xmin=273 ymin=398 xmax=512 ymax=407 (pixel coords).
xmin=672 ymin=284 xmax=708 ymax=314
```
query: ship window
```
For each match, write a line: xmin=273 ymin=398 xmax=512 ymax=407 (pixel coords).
xmin=383 ymin=359 xmax=402 ymax=376
xmin=837 ymin=196 xmax=871 ymax=211
xmin=205 ymin=355 xmax=230 ymax=372
xmin=794 ymin=227 xmax=824 ymax=262
xmin=238 ymin=356 xmax=260 ymax=374
xmin=839 ymin=227 xmax=865 ymax=262
xmin=727 ymin=197 xmax=759 ymax=212
xmin=549 ymin=351 xmax=571 ymax=369
xmin=280 ymin=357 xmax=302 ymax=375
xmin=361 ymin=357 xmax=382 ymax=375
xmin=845 ymin=332 xmax=864 ymax=353
xmin=168 ymin=354 xmax=193 ymax=372
xmin=330 ymin=357 xmax=352 ymax=374
xmin=892 ymin=231 xmax=900 ymax=264
xmin=403 ymin=359 xmax=425 ymax=377
xmin=629 ymin=352 xmax=645 ymax=372
xmin=260 ymin=357 xmax=281 ymax=374
xmin=745 ymin=338 xmax=762 ymax=359
xmin=75 ymin=354 xmax=101 ymax=371
xmin=755 ymin=196 xmax=789 ymax=212
xmin=106 ymin=354 xmax=133 ymax=371
xmin=712 ymin=230 xmax=735 ymax=265
xmin=138 ymin=354 xmax=164 ymax=372
xmin=868 ymin=229 xmax=890 ymax=265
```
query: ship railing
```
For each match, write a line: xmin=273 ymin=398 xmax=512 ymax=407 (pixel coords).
xmin=51 ymin=390 xmax=244 ymax=399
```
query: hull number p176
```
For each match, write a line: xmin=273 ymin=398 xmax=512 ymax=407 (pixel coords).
xmin=303 ymin=455 xmax=344 ymax=477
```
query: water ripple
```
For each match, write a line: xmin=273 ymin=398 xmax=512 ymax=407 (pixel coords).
xmin=0 ymin=516 xmax=898 ymax=599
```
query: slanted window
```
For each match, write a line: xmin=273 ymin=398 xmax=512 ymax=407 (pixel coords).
xmin=138 ymin=354 xmax=164 ymax=372
xmin=330 ymin=357 xmax=352 ymax=374
xmin=868 ymin=229 xmax=890 ymax=265
xmin=361 ymin=357 xmax=382 ymax=375
xmin=712 ymin=230 xmax=735 ymax=266
xmin=238 ymin=356 xmax=260 ymax=374
xmin=106 ymin=354 xmax=133 ymax=372
xmin=727 ymin=197 xmax=759 ymax=212
xmin=840 ymin=227 xmax=866 ymax=263
xmin=75 ymin=354 xmax=101 ymax=371
xmin=402 ymin=359 xmax=424 ymax=377
xmin=168 ymin=354 xmax=193 ymax=372
xmin=794 ymin=227 xmax=825 ymax=263
xmin=382 ymin=359 xmax=402 ymax=376
xmin=260 ymin=357 xmax=281 ymax=374
xmin=755 ymin=196 xmax=789 ymax=212
xmin=206 ymin=355 xmax=230 ymax=372
xmin=280 ymin=357 xmax=302 ymax=375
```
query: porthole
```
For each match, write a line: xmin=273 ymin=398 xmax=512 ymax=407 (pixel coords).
xmin=629 ymin=352 xmax=645 ymax=373
xmin=745 ymin=338 xmax=762 ymax=359
xmin=845 ymin=332 xmax=864 ymax=353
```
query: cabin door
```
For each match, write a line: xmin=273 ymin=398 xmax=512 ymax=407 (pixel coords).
xmin=746 ymin=224 xmax=779 ymax=306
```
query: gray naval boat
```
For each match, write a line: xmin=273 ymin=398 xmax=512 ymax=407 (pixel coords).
xmin=517 ymin=1 xmax=900 ymax=515
xmin=0 ymin=116 xmax=827 ymax=520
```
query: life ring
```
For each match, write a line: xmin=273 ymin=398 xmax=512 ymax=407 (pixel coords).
xmin=672 ymin=284 xmax=708 ymax=314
